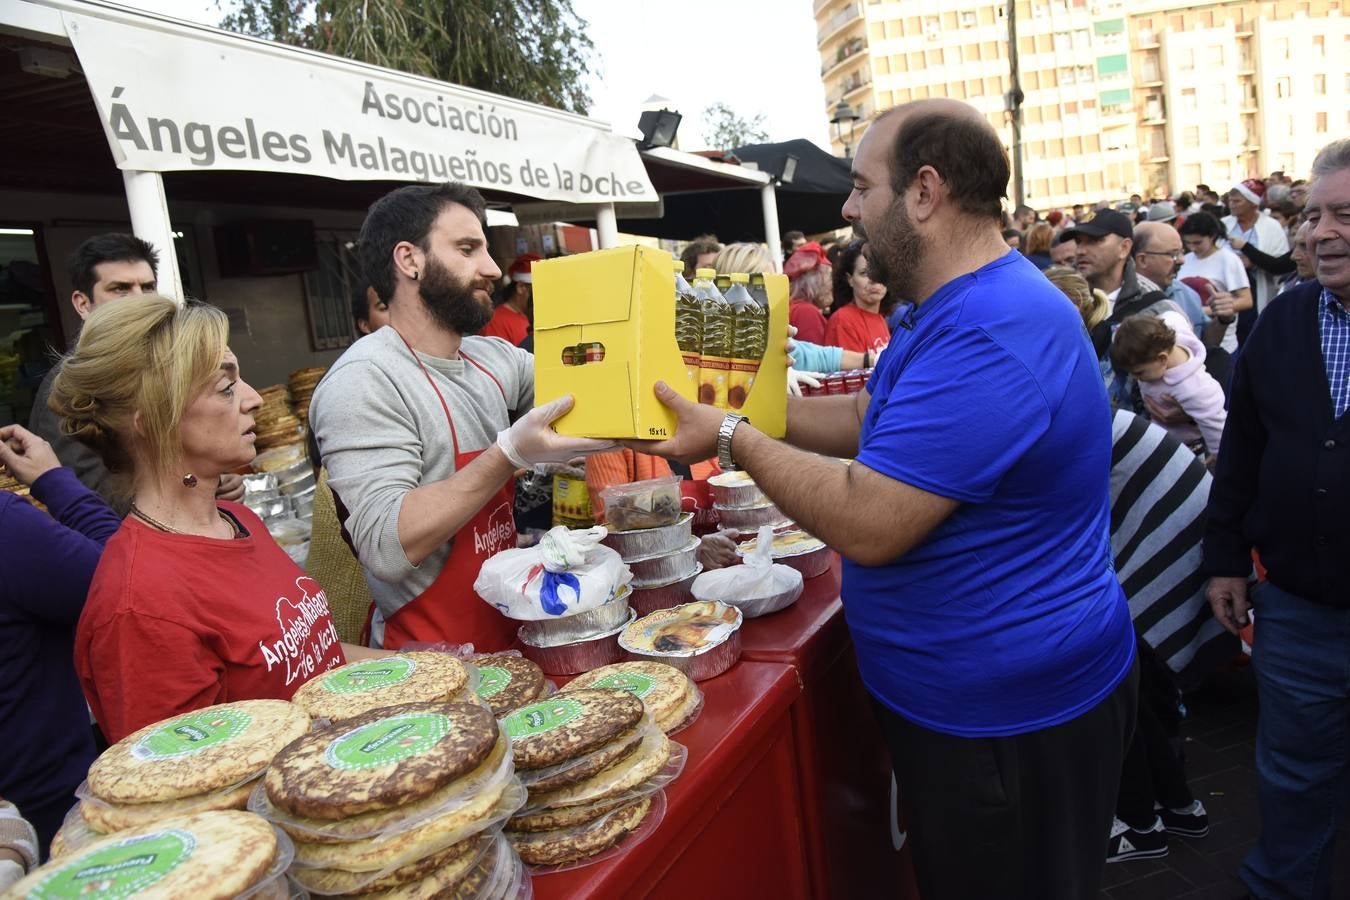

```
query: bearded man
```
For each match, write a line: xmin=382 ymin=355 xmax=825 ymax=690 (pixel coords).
xmin=630 ymin=100 xmax=1137 ymax=899
xmin=309 ymin=183 xmax=610 ymax=650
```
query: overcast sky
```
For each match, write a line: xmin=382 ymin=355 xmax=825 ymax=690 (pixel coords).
xmin=124 ymin=0 xmax=832 ymax=151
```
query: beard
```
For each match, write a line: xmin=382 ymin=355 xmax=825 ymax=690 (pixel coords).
xmin=858 ymin=201 xmax=927 ymax=303
xmin=419 ymin=253 xmax=494 ymax=335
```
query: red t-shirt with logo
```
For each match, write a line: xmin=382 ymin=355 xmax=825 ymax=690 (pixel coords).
xmin=480 ymin=305 xmax=530 ymax=347
xmin=823 ymin=303 xmax=891 ymax=354
xmin=75 ymin=503 xmax=345 ymax=742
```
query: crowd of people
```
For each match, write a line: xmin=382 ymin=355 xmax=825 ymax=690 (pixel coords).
xmin=0 ymin=90 xmax=1346 ymax=900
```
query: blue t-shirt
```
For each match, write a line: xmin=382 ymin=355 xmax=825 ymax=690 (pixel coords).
xmin=843 ymin=250 xmax=1135 ymax=738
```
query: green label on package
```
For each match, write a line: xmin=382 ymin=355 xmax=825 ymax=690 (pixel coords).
xmin=501 ymin=698 xmax=585 ymax=738
xmin=589 ymin=672 xmax=658 ymax=698
xmin=34 ymin=830 xmax=196 ymax=899
xmin=321 ymin=657 xmax=416 ymax=694
xmin=475 ymin=666 xmax=512 ymax=699
xmin=130 ymin=709 xmax=251 ymax=761
xmin=324 ymin=713 xmax=451 ymax=771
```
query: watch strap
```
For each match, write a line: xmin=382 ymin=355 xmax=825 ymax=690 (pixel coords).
xmin=717 ymin=413 xmax=748 ymax=471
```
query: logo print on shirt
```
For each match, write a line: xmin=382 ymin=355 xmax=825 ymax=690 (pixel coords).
xmin=259 ymin=576 xmax=341 ymax=686
xmin=472 ymin=501 xmax=515 ymax=556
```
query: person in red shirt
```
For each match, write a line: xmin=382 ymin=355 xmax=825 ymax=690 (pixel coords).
xmin=824 ymin=241 xmax=892 ymax=354
xmin=480 ymin=253 xmax=539 ymax=347
xmin=785 ymin=242 xmax=832 ymax=344
xmin=48 ymin=295 xmax=382 ymax=742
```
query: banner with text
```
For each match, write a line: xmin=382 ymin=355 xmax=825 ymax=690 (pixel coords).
xmin=63 ymin=12 xmax=657 ymax=205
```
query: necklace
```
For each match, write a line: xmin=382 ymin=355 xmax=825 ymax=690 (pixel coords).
xmin=130 ymin=502 xmax=243 ymax=539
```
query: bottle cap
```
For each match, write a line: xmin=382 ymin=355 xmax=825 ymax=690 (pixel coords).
xmin=695 ymin=268 xmax=717 ymax=278
xmin=729 ymin=273 xmax=750 ymax=283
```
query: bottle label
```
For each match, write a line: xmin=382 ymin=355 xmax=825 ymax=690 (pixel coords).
xmin=699 ymin=356 xmax=732 ymax=408
xmin=130 ymin=709 xmax=251 ymax=761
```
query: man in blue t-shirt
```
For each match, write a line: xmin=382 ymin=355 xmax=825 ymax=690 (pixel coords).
xmin=632 ymin=99 xmax=1137 ymax=899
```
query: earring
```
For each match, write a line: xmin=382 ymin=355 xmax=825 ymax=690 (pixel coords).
xmin=412 ymin=271 xmax=420 ymax=280
xmin=182 ymin=473 xmax=198 ymax=488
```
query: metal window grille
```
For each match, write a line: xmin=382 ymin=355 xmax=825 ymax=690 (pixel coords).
xmin=303 ymin=233 xmax=361 ymax=351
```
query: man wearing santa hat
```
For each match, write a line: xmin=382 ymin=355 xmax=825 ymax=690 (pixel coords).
xmin=481 ymin=252 xmax=541 ymax=347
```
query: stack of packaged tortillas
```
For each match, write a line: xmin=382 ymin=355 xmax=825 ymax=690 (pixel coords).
xmin=289 ymin=653 xmax=481 ymax=722
xmin=502 ymin=689 xmax=686 ymax=870
xmin=471 ymin=655 xmax=549 ymax=716
xmin=10 ymin=810 xmax=296 ymax=899
xmin=52 ymin=699 xmax=310 ymax=855
xmin=253 ymin=701 xmax=530 ymax=897
xmin=561 ymin=662 xmax=702 ymax=735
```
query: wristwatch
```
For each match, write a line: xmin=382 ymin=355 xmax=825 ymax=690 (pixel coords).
xmin=717 ymin=413 xmax=749 ymax=471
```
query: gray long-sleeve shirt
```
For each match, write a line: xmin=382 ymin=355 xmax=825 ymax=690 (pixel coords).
xmin=30 ymin=364 xmax=125 ymax=510
xmin=308 ymin=327 xmax=533 ymax=645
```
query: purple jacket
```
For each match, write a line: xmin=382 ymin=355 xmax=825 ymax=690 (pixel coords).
xmin=0 ymin=467 xmax=121 ymax=853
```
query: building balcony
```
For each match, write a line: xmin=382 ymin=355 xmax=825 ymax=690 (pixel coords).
xmin=821 ymin=37 xmax=868 ymax=77
xmin=1149 ymin=155 xmax=1170 ymax=163
xmin=817 ymin=3 xmax=863 ymax=48
xmin=813 ymin=0 xmax=840 ymax=15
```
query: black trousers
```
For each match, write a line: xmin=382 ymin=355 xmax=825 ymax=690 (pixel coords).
xmin=874 ymin=659 xmax=1138 ymax=900
xmin=1117 ymin=637 xmax=1194 ymax=828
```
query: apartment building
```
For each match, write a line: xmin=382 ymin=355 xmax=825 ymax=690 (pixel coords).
xmin=814 ymin=0 xmax=1346 ymax=211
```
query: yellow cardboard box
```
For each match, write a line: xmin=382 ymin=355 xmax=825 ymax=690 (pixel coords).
xmin=533 ymin=245 xmax=787 ymax=439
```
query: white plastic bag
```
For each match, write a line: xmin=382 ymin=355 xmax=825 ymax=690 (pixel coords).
xmin=474 ymin=525 xmax=632 ymax=621
xmin=690 ymin=525 xmax=802 ymax=618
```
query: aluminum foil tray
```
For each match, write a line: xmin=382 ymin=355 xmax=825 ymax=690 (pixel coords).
xmin=517 ymin=610 xmax=635 ymax=676
xmin=602 ymin=513 xmax=693 ymax=560
xmin=714 ymin=502 xmax=792 ymax=532
xmin=627 ymin=538 xmax=701 ymax=588
xmin=629 ymin=565 xmax=702 ymax=616
xmin=517 ymin=586 xmax=632 ymax=646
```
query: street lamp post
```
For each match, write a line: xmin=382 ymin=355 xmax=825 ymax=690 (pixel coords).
xmin=830 ymin=99 xmax=860 ymax=159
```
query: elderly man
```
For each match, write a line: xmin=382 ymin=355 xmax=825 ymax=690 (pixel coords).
xmin=1203 ymin=139 xmax=1350 ymax=900
xmin=1133 ymin=221 xmax=1236 ymax=347
xmin=1224 ymin=179 xmax=1290 ymax=313
xmin=633 ymin=99 xmax=1136 ymax=899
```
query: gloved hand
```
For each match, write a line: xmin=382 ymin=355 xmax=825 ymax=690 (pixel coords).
xmin=787 ymin=368 xmax=822 ymax=397
xmin=497 ymin=396 xmax=617 ymax=469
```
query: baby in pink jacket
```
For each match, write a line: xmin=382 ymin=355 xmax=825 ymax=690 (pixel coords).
xmin=1111 ymin=312 xmax=1227 ymax=464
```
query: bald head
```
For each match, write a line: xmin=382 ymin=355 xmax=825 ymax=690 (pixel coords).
xmin=1131 ymin=220 xmax=1184 ymax=288
xmin=862 ymin=99 xmax=1010 ymax=223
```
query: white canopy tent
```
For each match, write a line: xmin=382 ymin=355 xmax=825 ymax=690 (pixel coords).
xmin=2 ymin=0 xmax=785 ymax=296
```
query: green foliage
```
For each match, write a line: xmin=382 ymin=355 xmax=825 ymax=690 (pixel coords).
xmin=702 ymin=101 xmax=769 ymax=151
xmin=217 ymin=0 xmax=594 ymax=114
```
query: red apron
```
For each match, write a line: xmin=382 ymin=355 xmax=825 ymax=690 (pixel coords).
xmin=380 ymin=333 xmax=519 ymax=652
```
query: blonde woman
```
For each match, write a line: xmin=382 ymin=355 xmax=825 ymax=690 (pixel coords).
xmin=49 ymin=295 xmax=376 ymax=742
xmin=1044 ymin=265 xmax=1110 ymax=332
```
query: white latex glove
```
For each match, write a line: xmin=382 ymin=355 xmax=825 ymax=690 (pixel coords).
xmin=0 ymin=860 xmax=23 ymax=890
xmin=497 ymin=396 xmax=617 ymax=469
xmin=787 ymin=368 xmax=822 ymax=397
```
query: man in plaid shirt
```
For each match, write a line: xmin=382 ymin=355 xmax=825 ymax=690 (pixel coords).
xmin=1202 ymin=138 xmax=1350 ymax=900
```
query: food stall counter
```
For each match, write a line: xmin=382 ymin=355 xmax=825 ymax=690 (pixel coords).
xmin=533 ymin=660 xmax=810 ymax=899
xmin=740 ymin=553 xmax=920 ymax=900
